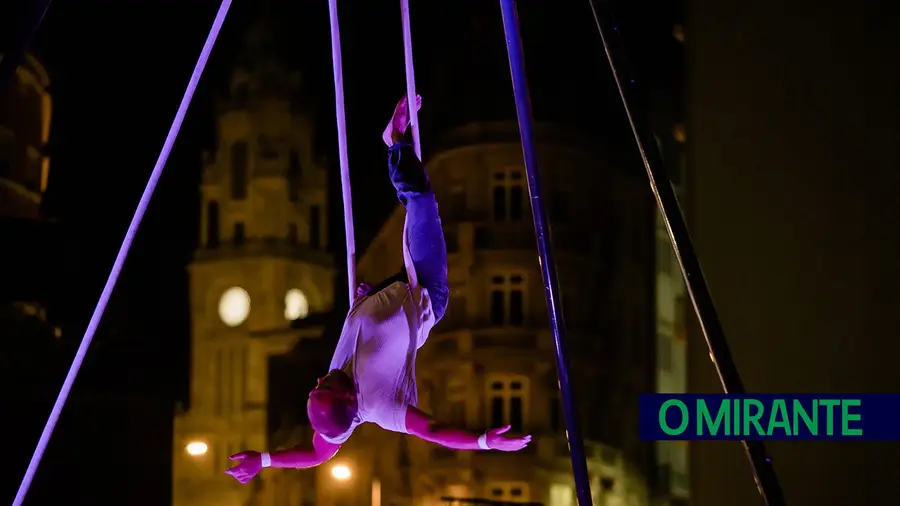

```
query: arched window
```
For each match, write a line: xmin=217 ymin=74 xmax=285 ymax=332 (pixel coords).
xmin=230 ymin=142 xmax=248 ymax=200
xmin=206 ymin=201 xmax=220 ymax=247
xmin=288 ymin=150 xmax=302 ymax=203
xmin=309 ymin=205 xmax=321 ymax=249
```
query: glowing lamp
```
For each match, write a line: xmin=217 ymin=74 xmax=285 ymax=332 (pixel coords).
xmin=219 ymin=286 xmax=250 ymax=326
xmin=186 ymin=441 xmax=208 ymax=456
xmin=331 ymin=464 xmax=351 ymax=480
xmin=284 ymin=288 xmax=309 ymax=320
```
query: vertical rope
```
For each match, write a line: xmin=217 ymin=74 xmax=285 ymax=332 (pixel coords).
xmin=327 ymin=0 xmax=357 ymax=306
xmin=11 ymin=2 xmax=232 ymax=504
xmin=400 ymin=0 xmax=421 ymax=159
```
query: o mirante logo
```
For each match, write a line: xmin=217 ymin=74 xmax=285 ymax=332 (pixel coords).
xmin=639 ymin=394 xmax=900 ymax=441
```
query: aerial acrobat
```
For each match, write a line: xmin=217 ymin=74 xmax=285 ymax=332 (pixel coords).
xmin=225 ymin=95 xmax=533 ymax=484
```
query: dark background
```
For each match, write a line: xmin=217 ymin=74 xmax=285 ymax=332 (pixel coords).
xmin=2 ymin=0 xmax=898 ymax=504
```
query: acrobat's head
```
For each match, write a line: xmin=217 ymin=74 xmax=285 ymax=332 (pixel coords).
xmin=307 ymin=369 xmax=357 ymax=439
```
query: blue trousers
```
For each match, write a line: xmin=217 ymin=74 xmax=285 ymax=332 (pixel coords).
xmin=366 ymin=142 xmax=449 ymax=322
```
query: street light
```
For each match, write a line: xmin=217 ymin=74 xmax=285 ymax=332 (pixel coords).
xmin=331 ymin=464 xmax=351 ymax=480
xmin=186 ymin=441 xmax=208 ymax=456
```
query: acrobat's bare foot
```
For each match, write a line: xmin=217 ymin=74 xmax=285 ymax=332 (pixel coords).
xmin=382 ymin=94 xmax=422 ymax=147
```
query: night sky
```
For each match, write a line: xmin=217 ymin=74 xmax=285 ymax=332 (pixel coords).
xmin=3 ymin=0 xmax=898 ymax=504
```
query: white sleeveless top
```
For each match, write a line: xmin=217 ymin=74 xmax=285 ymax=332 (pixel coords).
xmin=322 ymin=217 xmax=437 ymax=444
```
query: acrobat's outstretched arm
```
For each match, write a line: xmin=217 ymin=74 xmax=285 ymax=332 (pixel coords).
xmin=225 ymin=432 xmax=341 ymax=484
xmin=405 ymin=406 xmax=531 ymax=452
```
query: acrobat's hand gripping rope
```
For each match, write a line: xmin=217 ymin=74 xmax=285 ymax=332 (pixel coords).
xmin=400 ymin=0 xmax=422 ymax=159
xmin=11 ymin=2 xmax=233 ymax=505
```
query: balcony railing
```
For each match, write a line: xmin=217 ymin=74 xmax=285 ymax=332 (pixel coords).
xmin=443 ymin=222 xmax=594 ymax=255
xmin=194 ymin=237 xmax=332 ymax=267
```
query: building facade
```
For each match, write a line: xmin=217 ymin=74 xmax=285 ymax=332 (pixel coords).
xmin=0 ymin=53 xmax=52 ymax=219
xmin=171 ymin=24 xmax=335 ymax=506
xmin=289 ymin=122 xmax=657 ymax=506
xmin=0 ymin=52 xmax=60 ymax=371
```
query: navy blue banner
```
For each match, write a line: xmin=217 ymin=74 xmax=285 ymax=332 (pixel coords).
xmin=639 ymin=394 xmax=900 ymax=441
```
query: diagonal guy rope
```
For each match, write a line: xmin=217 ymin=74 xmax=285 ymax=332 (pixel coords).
xmin=11 ymin=2 xmax=233 ymax=504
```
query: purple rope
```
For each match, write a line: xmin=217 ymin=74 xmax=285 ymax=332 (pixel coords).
xmin=11 ymin=2 xmax=232 ymax=504
xmin=399 ymin=0 xmax=421 ymax=159
xmin=327 ymin=0 xmax=357 ymax=306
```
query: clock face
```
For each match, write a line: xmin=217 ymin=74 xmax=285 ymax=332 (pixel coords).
xmin=284 ymin=288 xmax=309 ymax=321
xmin=219 ymin=286 xmax=250 ymax=327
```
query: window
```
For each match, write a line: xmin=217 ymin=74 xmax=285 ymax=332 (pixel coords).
xmin=489 ymin=274 xmax=525 ymax=326
xmin=230 ymin=142 xmax=248 ymax=200
xmin=397 ymin=438 xmax=411 ymax=468
xmin=487 ymin=482 xmax=530 ymax=503
xmin=600 ymin=478 xmax=615 ymax=492
xmin=234 ymin=222 xmax=246 ymax=246
xmin=448 ymin=178 xmax=466 ymax=219
xmin=447 ymin=380 xmax=467 ymax=426
xmin=398 ymin=439 xmax=412 ymax=494
xmin=445 ymin=287 xmax=467 ymax=325
xmin=491 ymin=168 xmax=524 ymax=221
xmin=550 ymin=483 xmax=575 ymax=506
xmin=550 ymin=395 xmax=562 ymax=433
xmin=288 ymin=223 xmax=298 ymax=244
xmin=206 ymin=201 xmax=220 ymax=247
xmin=288 ymin=150 xmax=302 ymax=203
xmin=309 ymin=206 xmax=321 ymax=249
xmin=487 ymin=375 xmax=528 ymax=432
xmin=658 ymin=334 xmax=672 ymax=371
xmin=213 ymin=346 xmax=247 ymax=415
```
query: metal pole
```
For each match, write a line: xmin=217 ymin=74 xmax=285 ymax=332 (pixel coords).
xmin=497 ymin=1 xmax=593 ymax=505
xmin=327 ymin=0 xmax=357 ymax=306
xmin=584 ymin=2 xmax=787 ymax=505
xmin=0 ymin=0 xmax=52 ymax=93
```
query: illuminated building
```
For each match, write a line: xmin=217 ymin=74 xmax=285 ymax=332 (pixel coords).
xmin=0 ymin=52 xmax=60 ymax=373
xmin=257 ymin=122 xmax=659 ymax=506
xmin=171 ymin=22 xmax=335 ymax=506
xmin=173 ymin=10 xmax=670 ymax=505
xmin=0 ymin=53 xmax=52 ymax=220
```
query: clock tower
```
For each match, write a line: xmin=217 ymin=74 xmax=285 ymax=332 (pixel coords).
xmin=172 ymin=23 xmax=335 ymax=506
